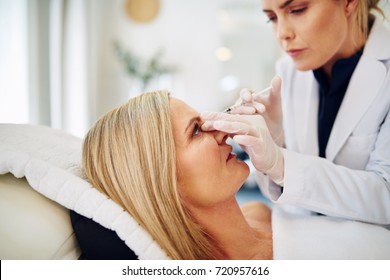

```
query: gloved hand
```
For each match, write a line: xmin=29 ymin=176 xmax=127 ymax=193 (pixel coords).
xmin=202 ymin=112 xmax=284 ymax=185
xmin=229 ymin=76 xmax=284 ymax=147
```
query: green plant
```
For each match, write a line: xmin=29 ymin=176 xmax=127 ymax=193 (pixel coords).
xmin=114 ymin=41 xmax=176 ymax=90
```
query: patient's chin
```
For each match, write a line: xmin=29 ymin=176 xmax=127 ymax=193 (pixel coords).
xmin=233 ymin=157 xmax=250 ymax=174
xmin=231 ymin=160 xmax=250 ymax=185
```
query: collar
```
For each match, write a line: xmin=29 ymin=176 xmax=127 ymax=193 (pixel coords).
xmin=364 ymin=16 xmax=390 ymax=61
xmin=313 ymin=49 xmax=363 ymax=93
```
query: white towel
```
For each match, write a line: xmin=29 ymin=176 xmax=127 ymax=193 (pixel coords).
xmin=0 ymin=124 xmax=169 ymax=260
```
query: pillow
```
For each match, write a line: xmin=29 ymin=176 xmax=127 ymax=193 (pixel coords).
xmin=70 ymin=210 xmax=138 ymax=260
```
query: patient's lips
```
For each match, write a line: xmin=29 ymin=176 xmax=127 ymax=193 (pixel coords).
xmin=227 ymin=152 xmax=236 ymax=162
xmin=224 ymin=145 xmax=235 ymax=162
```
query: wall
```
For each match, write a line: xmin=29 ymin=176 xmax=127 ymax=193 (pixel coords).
xmin=3 ymin=0 xmax=388 ymax=132
xmin=89 ymin=0 xmax=278 ymax=123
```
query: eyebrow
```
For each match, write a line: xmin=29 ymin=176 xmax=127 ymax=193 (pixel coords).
xmin=184 ymin=116 xmax=201 ymax=134
xmin=263 ymin=0 xmax=294 ymax=12
xmin=280 ymin=0 xmax=294 ymax=9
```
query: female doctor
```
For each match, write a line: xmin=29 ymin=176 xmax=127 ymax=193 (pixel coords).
xmin=202 ymin=0 xmax=390 ymax=225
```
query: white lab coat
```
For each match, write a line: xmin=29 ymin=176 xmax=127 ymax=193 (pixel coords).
xmin=257 ymin=17 xmax=390 ymax=224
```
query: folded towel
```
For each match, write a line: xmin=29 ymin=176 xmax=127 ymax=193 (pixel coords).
xmin=0 ymin=124 xmax=169 ymax=260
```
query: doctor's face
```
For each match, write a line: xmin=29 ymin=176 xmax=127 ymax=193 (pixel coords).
xmin=262 ymin=0 xmax=360 ymax=73
xmin=170 ymin=98 xmax=249 ymax=209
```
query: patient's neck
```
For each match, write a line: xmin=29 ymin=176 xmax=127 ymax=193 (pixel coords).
xmin=189 ymin=197 xmax=272 ymax=260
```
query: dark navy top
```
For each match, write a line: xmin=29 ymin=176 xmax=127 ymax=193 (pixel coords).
xmin=313 ymin=49 xmax=363 ymax=158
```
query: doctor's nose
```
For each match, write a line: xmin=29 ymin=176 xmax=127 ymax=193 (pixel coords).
xmin=276 ymin=20 xmax=295 ymax=42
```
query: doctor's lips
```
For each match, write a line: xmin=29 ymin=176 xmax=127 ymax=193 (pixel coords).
xmin=286 ymin=48 xmax=306 ymax=57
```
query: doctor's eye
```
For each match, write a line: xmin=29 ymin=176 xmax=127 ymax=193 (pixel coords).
xmin=289 ymin=6 xmax=307 ymax=15
xmin=192 ymin=122 xmax=202 ymax=137
xmin=265 ymin=13 xmax=277 ymax=23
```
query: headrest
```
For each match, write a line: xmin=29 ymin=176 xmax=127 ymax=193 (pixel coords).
xmin=0 ymin=123 xmax=169 ymax=259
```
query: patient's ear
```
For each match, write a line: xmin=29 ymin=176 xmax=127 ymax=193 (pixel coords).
xmin=345 ymin=0 xmax=359 ymax=16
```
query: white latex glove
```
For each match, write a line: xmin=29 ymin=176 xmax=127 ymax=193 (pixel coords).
xmin=202 ymin=112 xmax=284 ymax=185
xmin=229 ymin=76 xmax=284 ymax=147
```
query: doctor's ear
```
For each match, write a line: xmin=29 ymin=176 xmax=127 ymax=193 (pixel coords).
xmin=344 ymin=0 xmax=359 ymax=16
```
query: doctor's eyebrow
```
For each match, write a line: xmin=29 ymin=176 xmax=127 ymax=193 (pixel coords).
xmin=280 ymin=0 xmax=294 ymax=9
xmin=263 ymin=0 xmax=295 ymax=12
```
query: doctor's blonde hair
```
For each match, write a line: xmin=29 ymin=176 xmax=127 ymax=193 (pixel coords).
xmin=353 ymin=0 xmax=386 ymax=39
xmin=82 ymin=90 xmax=214 ymax=259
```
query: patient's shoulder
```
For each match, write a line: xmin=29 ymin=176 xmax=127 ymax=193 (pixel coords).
xmin=241 ymin=201 xmax=272 ymax=230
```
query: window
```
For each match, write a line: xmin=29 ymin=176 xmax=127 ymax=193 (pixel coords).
xmin=0 ymin=0 xmax=29 ymax=124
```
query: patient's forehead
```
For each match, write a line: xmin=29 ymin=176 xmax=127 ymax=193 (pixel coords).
xmin=169 ymin=98 xmax=200 ymax=136
xmin=169 ymin=97 xmax=198 ymax=120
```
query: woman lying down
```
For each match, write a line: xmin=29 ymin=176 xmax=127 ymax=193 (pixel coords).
xmin=82 ymin=90 xmax=273 ymax=260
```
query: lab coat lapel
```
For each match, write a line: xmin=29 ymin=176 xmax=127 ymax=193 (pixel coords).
xmin=301 ymin=78 xmax=319 ymax=156
xmin=287 ymin=70 xmax=319 ymax=156
xmin=326 ymin=18 xmax=390 ymax=161
xmin=326 ymin=56 xmax=386 ymax=161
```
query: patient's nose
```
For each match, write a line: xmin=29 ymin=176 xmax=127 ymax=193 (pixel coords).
xmin=211 ymin=130 xmax=228 ymax=145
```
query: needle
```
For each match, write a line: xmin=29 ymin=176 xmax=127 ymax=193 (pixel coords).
xmin=223 ymin=86 xmax=272 ymax=113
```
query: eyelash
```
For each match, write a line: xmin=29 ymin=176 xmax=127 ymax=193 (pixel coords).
xmin=266 ymin=15 xmax=276 ymax=23
xmin=266 ymin=7 xmax=307 ymax=23
xmin=290 ymin=7 xmax=307 ymax=15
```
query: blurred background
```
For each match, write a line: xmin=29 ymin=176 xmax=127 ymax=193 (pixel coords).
xmin=0 ymin=0 xmax=389 ymax=139
xmin=0 ymin=0 xmax=281 ymax=138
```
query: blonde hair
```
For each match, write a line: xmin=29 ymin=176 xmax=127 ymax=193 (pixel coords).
xmin=353 ymin=0 xmax=386 ymax=39
xmin=82 ymin=90 xmax=215 ymax=259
